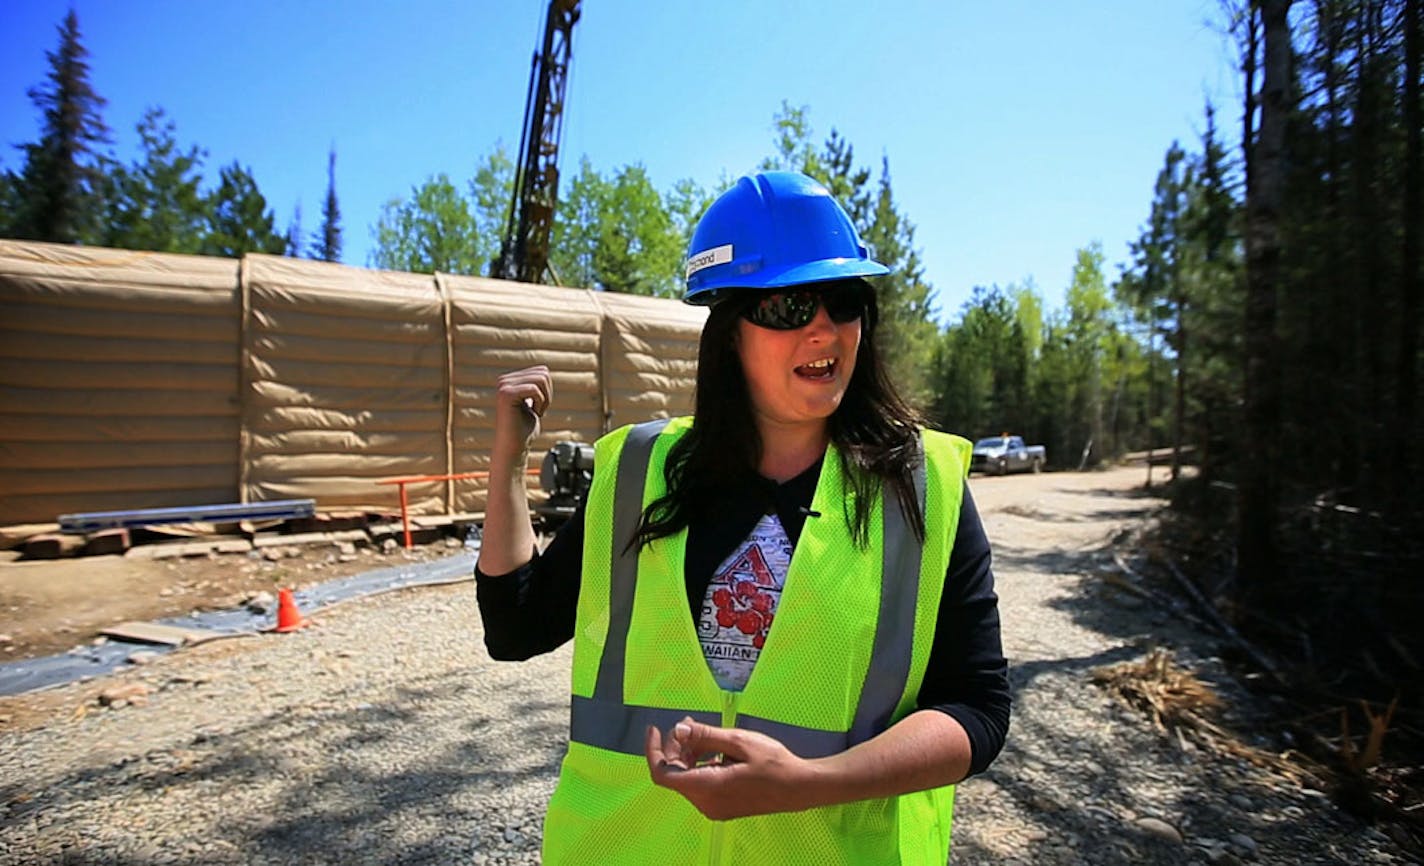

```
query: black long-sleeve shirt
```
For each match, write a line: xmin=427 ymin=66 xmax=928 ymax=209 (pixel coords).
xmin=475 ymin=458 xmax=1010 ymax=776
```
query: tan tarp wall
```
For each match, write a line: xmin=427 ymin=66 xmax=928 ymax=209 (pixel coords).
xmin=0 ymin=241 xmax=705 ymax=526
xmin=0 ymin=243 xmax=242 ymax=524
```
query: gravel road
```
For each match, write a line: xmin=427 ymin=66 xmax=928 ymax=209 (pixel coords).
xmin=1 ymin=466 xmax=1416 ymax=865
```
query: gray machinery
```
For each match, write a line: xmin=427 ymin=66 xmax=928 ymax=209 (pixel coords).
xmin=536 ymin=440 xmax=594 ymax=527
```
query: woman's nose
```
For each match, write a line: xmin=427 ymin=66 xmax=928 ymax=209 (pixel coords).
xmin=803 ymin=303 xmax=836 ymax=338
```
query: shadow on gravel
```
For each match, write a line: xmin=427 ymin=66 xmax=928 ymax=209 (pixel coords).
xmin=959 ymin=517 xmax=1384 ymax=865
xmin=1071 ymin=484 xmax=1165 ymax=500
xmin=1039 ymin=544 xmax=1202 ymax=652
xmin=992 ymin=544 xmax=1098 ymax=577
xmin=1 ymin=662 xmax=567 ymax=864
xmin=995 ymin=504 xmax=1157 ymax=525
xmin=990 ymin=483 xmax=1162 ymax=525
xmin=952 ymin=646 xmax=1190 ymax=865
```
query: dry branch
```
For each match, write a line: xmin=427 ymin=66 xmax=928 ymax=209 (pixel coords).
xmin=1155 ymin=554 xmax=1283 ymax=681
xmin=1092 ymin=648 xmax=1324 ymax=787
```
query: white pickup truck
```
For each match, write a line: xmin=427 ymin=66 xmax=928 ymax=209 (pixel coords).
xmin=970 ymin=435 xmax=1046 ymax=475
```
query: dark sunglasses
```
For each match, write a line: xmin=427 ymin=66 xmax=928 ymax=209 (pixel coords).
xmin=740 ymin=284 xmax=868 ymax=330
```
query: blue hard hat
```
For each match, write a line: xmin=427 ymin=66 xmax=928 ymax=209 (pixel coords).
xmin=683 ymin=171 xmax=891 ymax=305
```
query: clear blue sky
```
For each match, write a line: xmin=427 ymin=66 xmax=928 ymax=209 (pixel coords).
xmin=1 ymin=0 xmax=1239 ymax=322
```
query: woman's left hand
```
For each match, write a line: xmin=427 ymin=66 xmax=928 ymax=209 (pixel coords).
xmin=644 ymin=717 xmax=820 ymax=820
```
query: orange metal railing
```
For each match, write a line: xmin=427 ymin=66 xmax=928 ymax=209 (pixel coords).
xmin=376 ymin=469 xmax=540 ymax=550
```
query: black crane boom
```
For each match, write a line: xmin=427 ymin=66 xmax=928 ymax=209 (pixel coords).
xmin=493 ymin=0 xmax=580 ymax=284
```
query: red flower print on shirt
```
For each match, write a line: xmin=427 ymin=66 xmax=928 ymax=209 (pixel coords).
xmin=710 ymin=538 xmax=779 ymax=650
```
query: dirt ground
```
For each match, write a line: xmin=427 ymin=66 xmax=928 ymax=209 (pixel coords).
xmin=0 ymin=463 xmax=1170 ymax=665
xmin=19 ymin=461 xmax=1413 ymax=865
xmin=0 ymin=533 xmax=462 ymax=662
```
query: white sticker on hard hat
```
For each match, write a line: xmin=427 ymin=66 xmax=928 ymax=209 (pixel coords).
xmin=686 ymin=244 xmax=733 ymax=278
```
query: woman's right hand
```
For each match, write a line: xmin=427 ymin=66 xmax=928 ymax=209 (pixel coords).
xmin=492 ymin=365 xmax=553 ymax=462
xmin=480 ymin=366 xmax=552 ymax=577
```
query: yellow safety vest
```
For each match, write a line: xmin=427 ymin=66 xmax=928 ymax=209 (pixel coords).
xmin=543 ymin=416 xmax=970 ymax=865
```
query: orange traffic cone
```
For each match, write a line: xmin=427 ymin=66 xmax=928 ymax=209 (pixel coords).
xmin=274 ymin=587 xmax=308 ymax=633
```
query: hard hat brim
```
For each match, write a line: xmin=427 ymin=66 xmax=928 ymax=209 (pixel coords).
xmin=685 ymin=256 xmax=891 ymax=305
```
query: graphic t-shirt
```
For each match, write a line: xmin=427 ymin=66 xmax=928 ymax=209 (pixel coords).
xmin=696 ymin=512 xmax=793 ymax=691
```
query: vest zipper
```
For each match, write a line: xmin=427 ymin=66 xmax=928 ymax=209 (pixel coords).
xmin=707 ymin=813 xmax=725 ymax=865
xmin=719 ymin=689 xmax=738 ymax=727
xmin=706 ymin=690 xmax=738 ymax=865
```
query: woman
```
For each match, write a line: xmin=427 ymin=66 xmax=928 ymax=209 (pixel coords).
xmin=476 ymin=171 xmax=1009 ymax=864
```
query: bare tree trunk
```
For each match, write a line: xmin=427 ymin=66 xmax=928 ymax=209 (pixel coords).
xmin=1092 ymin=371 xmax=1104 ymax=469
xmin=1240 ymin=2 xmax=1262 ymax=192
xmin=1353 ymin=2 xmax=1388 ymax=503
xmin=1316 ymin=0 xmax=1354 ymax=492
xmin=1173 ymin=290 xmax=1187 ymax=482
xmin=1238 ymin=0 xmax=1292 ymax=602
xmin=1397 ymin=0 xmax=1421 ymax=509
xmin=1147 ymin=329 xmax=1158 ymax=488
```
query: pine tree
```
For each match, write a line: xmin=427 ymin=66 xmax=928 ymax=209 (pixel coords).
xmin=1177 ymin=102 xmax=1243 ymax=482
xmin=107 ymin=107 xmax=207 ymax=252
xmin=818 ymin=130 xmax=872 ymax=228
xmin=311 ymin=147 xmax=342 ymax=262
xmin=201 ymin=162 xmax=286 ymax=257
xmin=7 ymin=9 xmax=110 ymax=243
xmin=1120 ymin=142 xmax=1189 ymax=477
xmin=285 ymin=202 xmax=303 ymax=257
xmin=0 ymin=168 xmax=21 ymax=236
xmin=859 ymin=157 xmax=939 ymax=407
xmin=933 ymin=286 xmax=1032 ymax=439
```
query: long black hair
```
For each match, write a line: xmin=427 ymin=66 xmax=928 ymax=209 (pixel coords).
xmin=635 ymin=279 xmax=926 ymax=550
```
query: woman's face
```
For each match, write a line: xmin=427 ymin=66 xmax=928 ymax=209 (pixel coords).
xmin=734 ymin=295 xmax=862 ymax=439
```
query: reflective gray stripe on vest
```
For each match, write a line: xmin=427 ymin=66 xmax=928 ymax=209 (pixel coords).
xmin=592 ymin=418 xmax=670 ymax=703
xmin=849 ymin=447 xmax=927 ymax=745
xmin=571 ymin=695 xmax=721 ymax=755
xmin=573 ymin=429 xmax=927 ymax=757
xmin=738 ymin=714 xmax=849 ymax=759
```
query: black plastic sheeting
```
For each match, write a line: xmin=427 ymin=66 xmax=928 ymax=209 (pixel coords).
xmin=0 ymin=548 xmax=479 ymax=698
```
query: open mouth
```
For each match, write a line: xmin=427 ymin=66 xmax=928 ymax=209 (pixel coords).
xmin=794 ymin=358 xmax=837 ymax=380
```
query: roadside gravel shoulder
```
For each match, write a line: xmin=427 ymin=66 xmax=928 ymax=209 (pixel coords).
xmin=954 ymin=468 xmax=1415 ymax=865
xmin=0 ymin=466 xmax=1417 ymax=865
xmin=1 ymin=584 xmax=567 ymax=865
